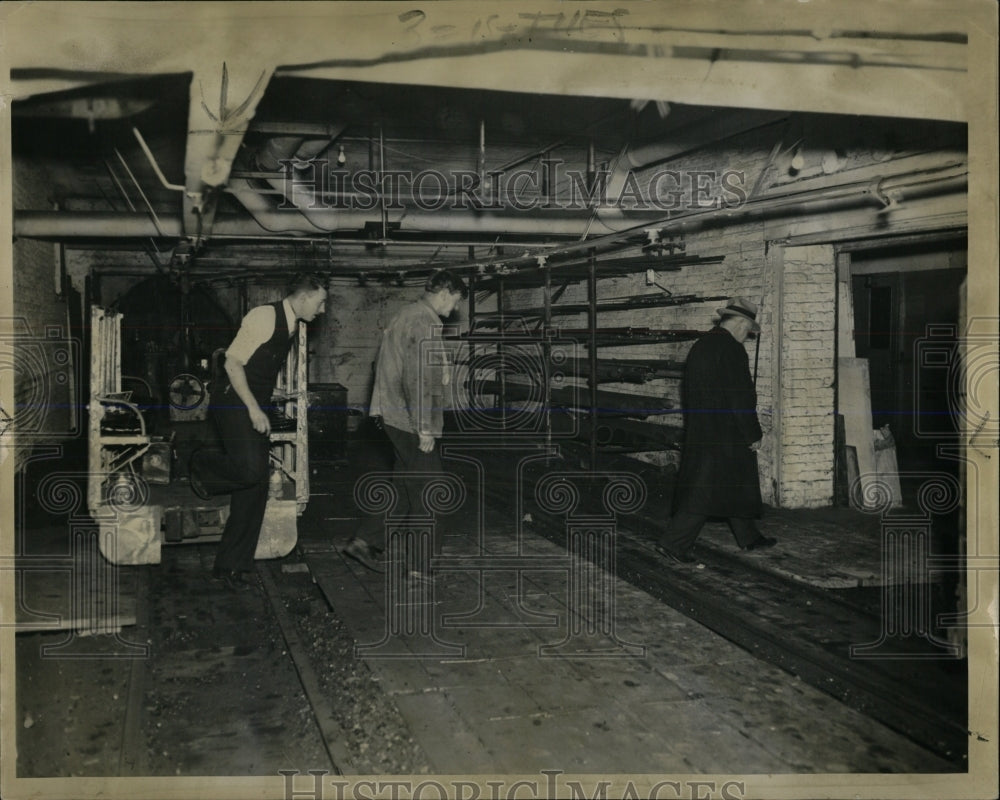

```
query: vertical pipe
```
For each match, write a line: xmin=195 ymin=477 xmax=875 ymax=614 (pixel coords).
xmin=89 ymin=307 xmax=100 ymax=511
xmin=543 ymin=265 xmax=553 ymax=460
xmin=467 ymin=267 xmax=477 ymax=430
xmin=769 ymin=244 xmax=785 ymax=506
xmin=467 ymin=248 xmax=477 ymax=322
xmin=115 ymin=313 xmax=122 ymax=392
xmin=53 ymin=203 xmax=64 ymax=296
xmin=111 ymin=313 xmax=117 ymax=393
xmin=297 ymin=321 xmax=309 ymax=505
xmin=541 ymin=149 xmax=551 ymax=206
xmin=834 ymin=249 xmax=848 ymax=506
xmin=753 ymin=316 xmax=762 ymax=384
xmin=498 ymin=277 xmax=506 ymax=430
xmin=104 ymin=313 xmax=111 ymax=394
xmin=105 ymin=313 xmax=111 ymax=395
xmin=378 ymin=125 xmax=388 ymax=241
xmin=896 ymin=271 xmax=906 ymax=431
xmin=586 ymin=140 xmax=596 ymax=194
xmin=587 ymin=251 xmax=598 ymax=471
xmin=179 ymin=287 xmax=190 ymax=371
xmin=239 ymin=279 xmax=249 ymax=318
xmin=65 ymin=294 xmax=77 ymax=432
xmin=478 ymin=119 xmax=486 ymax=186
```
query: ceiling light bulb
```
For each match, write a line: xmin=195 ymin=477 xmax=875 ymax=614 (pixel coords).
xmin=337 ymin=145 xmax=346 ymax=166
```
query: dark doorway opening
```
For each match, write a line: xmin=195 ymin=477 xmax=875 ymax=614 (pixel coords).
xmin=850 ymin=244 xmax=966 ymax=480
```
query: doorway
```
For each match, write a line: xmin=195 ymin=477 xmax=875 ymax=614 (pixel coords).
xmin=849 ymin=241 xmax=967 ymax=477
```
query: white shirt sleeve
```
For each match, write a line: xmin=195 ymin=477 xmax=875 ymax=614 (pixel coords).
xmin=226 ymin=305 xmax=276 ymax=365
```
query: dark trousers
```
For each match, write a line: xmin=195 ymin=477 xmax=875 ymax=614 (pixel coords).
xmin=383 ymin=424 xmax=443 ymax=521
xmin=659 ymin=511 xmax=760 ymax=553
xmin=194 ymin=402 xmax=271 ymax=572
xmin=355 ymin=425 xmax=443 ymax=573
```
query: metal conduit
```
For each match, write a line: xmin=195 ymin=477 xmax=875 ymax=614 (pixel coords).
xmin=13 ymin=169 xmax=967 ymax=241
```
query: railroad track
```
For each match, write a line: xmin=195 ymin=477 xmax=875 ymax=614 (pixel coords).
xmin=104 ymin=548 xmax=357 ymax=777
xmin=259 ymin=562 xmax=354 ymax=775
xmin=515 ymin=494 xmax=970 ymax=768
xmin=98 ymin=488 xmax=966 ymax=775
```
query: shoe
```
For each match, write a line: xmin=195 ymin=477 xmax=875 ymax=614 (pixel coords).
xmin=743 ymin=535 xmax=777 ymax=551
xmin=212 ymin=566 xmax=251 ymax=591
xmin=343 ymin=537 xmax=384 ymax=573
xmin=188 ymin=453 xmax=211 ymax=500
xmin=655 ymin=543 xmax=697 ymax=564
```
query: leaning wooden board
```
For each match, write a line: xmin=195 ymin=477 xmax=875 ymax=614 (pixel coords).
xmin=837 ymin=357 xmax=880 ymax=510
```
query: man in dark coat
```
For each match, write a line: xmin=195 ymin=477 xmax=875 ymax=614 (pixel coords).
xmin=656 ymin=297 xmax=777 ymax=563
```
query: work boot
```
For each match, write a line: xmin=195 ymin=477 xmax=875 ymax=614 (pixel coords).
xmin=743 ymin=535 xmax=777 ymax=551
xmin=211 ymin=566 xmax=251 ymax=591
xmin=343 ymin=537 xmax=384 ymax=572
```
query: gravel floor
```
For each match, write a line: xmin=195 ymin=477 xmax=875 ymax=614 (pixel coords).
xmin=15 ymin=542 xmax=430 ymax=778
xmin=266 ymin=563 xmax=433 ymax=774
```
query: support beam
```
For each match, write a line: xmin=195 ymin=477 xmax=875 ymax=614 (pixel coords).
xmin=183 ymin=62 xmax=273 ymax=243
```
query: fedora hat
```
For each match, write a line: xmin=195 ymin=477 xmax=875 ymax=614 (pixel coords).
xmin=714 ymin=297 xmax=760 ymax=332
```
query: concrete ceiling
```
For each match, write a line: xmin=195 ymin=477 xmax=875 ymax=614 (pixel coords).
xmin=3 ymin=1 xmax=974 ymax=282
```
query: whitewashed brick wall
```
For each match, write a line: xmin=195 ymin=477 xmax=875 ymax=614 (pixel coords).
xmin=11 ymin=158 xmax=72 ymax=471
xmin=778 ymin=244 xmax=837 ymax=507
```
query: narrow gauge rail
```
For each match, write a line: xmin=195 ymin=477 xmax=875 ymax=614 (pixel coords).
xmin=98 ymin=495 xmax=966 ymax=776
xmin=517 ymin=493 xmax=969 ymax=768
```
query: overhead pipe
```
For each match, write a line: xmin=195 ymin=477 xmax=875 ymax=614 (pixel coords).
xmin=236 ymin=132 xmax=608 ymax=239
xmin=245 ymin=152 xmax=969 ymax=241
xmin=624 ymin=110 xmax=789 ymax=170
xmin=10 ymin=209 xmax=600 ymax=243
xmin=135 ymin=121 xmax=969 ymax=245
xmin=14 ymin=167 xmax=967 ymax=241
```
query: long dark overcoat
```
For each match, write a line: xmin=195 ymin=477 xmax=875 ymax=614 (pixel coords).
xmin=674 ymin=326 xmax=763 ymax=518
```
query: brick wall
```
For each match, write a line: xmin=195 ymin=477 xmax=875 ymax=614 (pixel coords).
xmin=10 ymin=158 xmax=73 ymax=471
xmin=319 ymin=282 xmax=428 ymax=417
xmin=776 ymin=244 xmax=837 ymax=507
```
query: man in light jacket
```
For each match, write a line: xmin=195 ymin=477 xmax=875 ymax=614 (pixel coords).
xmin=345 ymin=269 xmax=468 ymax=573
